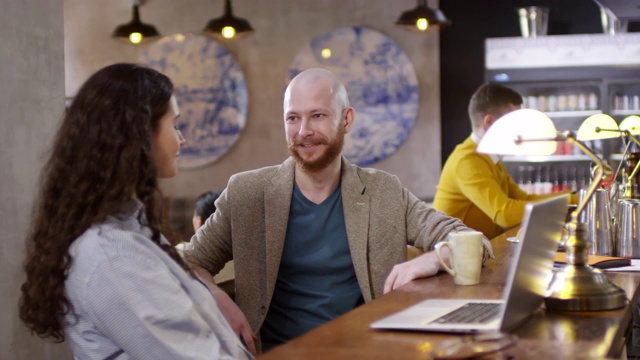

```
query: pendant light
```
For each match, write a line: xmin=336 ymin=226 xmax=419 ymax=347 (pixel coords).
xmin=203 ymin=0 xmax=254 ymax=40
xmin=396 ymin=0 xmax=451 ymax=33
xmin=112 ymin=1 xmax=160 ymax=45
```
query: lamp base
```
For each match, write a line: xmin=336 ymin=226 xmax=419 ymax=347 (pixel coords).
xmin=545 ymin=263 xmax=627 ymax=311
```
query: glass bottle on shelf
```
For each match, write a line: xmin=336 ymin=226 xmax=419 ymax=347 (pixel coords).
xmin=542 ymin=165 xmax=553 ymax=194
xmin=577 ymin=94 xmax=587 ymax=111
xmin=552 ymin=168 xmax=561 ymax=193
xmin=533 ymin=166 xmax=543 ymax=195
xmin=565 ymin=141 xmax=574 ymax=156
xmin=561 ymin=167 xmax=571 ymax=192
xmin=537 ymin=95 xmax=547 ymax=112
xmin=569 ymin=167 xmax=578 ymax=192
xmin=623 ymin=153 xmax=640 ymax=199
xmin=548 ymin=95 xmax=558 ymax=112
xmin=527 ymin=166 xmax=536 ymax=193
xmin=517 ymin=165 xmax=527 ymax=192
xmin=573 ymin=141 xmax=582 ymax=155
xmin=558 ymin=95 xmax=568 ymax=111
xmin=568 ymin=94 xmax=578 ymax=111
xmin=588 ymin=92 xmax=598 ymax=110
xmin=614 ymin=94 xmax=623 ymax=110
xmin=578 ymin=166 xmax=589 ymax=191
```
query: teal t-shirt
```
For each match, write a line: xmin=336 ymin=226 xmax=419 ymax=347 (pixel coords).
xmin=260 ymin=182 xmax=363 ymax=350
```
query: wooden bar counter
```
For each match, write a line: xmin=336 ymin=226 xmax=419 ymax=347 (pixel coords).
xmin=259 ymin=228 xmax=640 ymax=359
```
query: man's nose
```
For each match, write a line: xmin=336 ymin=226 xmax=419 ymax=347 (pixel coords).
xmin=298 ymin=117 xmax=314 ymax=136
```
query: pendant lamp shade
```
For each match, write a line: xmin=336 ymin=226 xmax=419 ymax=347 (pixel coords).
xmin=396 ymin=0 xmax=451 ymax=33
xmin=112 ymin=4 xmax=160 ymax=45
xmin=204 ymin=0 xmax=253 ymax=40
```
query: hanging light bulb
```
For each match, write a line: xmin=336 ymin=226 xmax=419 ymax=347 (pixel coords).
xmin=129 ymin=32 xmax=143 ymax=44
xmin=111 ymin=2 xmax=160 ymax=45
xmin=203 ymin=0 xmax=254 ymax=40
xmin=416 ymin=18 xmax=429 ymax=31
xmin=396 ymin=0 xmax=450 ymax=33
xmin=221 ymin=26 xmax=236 ymax=39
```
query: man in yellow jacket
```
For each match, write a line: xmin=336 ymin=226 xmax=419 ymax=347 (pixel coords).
xmin=434 ymin=83 xmax=564 ymax=239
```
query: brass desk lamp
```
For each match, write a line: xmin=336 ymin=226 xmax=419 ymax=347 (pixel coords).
xmin=478 ymin=109 xmax=627 ymax=311
xmin=619 ymin=116 xmax=640 ymax=188
xmin=585 ymin=115 xmax=640 ymax=198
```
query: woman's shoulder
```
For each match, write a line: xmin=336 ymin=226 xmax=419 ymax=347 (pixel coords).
xmin=68 ymin=218 xmax=160 ymax=276
xmin=64 ymin=220 xmax=161 ymax=306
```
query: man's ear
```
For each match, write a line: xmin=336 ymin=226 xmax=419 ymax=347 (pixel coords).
xmin=342 ymin=107 xmax=355 ymax=134
xmin=482 ymin=114 xmax=495 ymax=131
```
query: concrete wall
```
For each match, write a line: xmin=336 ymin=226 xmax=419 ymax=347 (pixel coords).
xmin=1 ymin=0 xmax=73 ymax=359
xmin=64 ymin=0 xmax=442 ymax=201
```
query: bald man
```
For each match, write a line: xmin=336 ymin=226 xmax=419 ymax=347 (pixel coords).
xmin=185 ymin=68 xmax=493 ymax=352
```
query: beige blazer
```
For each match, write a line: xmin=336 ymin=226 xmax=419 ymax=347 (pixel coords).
xmin=187 ymin=157 xmax=473 ymax=333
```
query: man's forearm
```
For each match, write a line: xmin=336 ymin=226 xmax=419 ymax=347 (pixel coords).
xmin=192 ymin=264 xmax=225 ymax=295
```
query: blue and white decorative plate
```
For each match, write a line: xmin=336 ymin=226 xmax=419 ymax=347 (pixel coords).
xmin=288 ymin=26 xmax=419 ymax=166
xmin=140 ymin=33 xmax=248 ymax=168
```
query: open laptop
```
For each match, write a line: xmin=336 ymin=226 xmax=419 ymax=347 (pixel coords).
xmin=370 ymin=194 xmax=569 ymax=333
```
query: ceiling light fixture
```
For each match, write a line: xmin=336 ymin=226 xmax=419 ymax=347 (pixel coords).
xmin=112 ymin=1 xmax=160 ymax=45
xmin=396 ymin=0 xmax=451 ymax=33
xmin=204 ymin=0 xmax=254 ymax=40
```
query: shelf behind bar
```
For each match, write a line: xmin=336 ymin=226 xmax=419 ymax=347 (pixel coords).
xmin=544 ymin=110 xmax=602 ymax=118
xmin=502 ymin=155 xmax=591 ymax=163
xmin=485 ymin=34 xmax=640 ymax=69
xmin=611 ymin=110 xmax=640 ymax=116
xmin=611 ymin=153 xmax=625 ymax=161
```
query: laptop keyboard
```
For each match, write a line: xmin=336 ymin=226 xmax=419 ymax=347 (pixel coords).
xmin=430 ymin=302 xmax=503 ymax=324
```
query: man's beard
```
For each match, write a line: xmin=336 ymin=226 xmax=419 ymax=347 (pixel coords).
xmin=288 ymin=127 xmax=344 ymax=173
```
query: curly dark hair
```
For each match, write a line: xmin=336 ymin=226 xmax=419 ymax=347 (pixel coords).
xmin=19 ymin=63 xmax=192 ymax=342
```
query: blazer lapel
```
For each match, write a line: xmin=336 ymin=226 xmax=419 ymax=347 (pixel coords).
xmin=264 ymin=158 xmax=295 ymax=300
xmin=340 ymin=158 xmax=373 ymax=300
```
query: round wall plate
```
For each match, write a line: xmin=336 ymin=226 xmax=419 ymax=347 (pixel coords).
xmin=141 ymin=33 xmax=248 ymax=168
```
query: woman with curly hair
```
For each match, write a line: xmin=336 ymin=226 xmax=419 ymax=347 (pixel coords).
xmin=18 ymin=63 xmax=254 ymax=359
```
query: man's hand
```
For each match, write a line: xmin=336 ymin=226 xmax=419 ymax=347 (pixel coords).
xmin=383 ymin=248 xmax=450 ymax=294
xmin=210 ymin=289 xmax=257 ymax=355
xmin=192 ymin=265 xmax=257 ymax=356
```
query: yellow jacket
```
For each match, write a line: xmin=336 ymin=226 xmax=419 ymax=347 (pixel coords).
xmin=433 ymin=136 xmax=557 ymax=239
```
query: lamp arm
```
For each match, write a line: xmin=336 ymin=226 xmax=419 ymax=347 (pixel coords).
xmin=514 ymin=134 xmax=566 ymax=144
xmin=614 ymin=137 xmax=633 ymax=182
xmin=567 ymin=136 xmax=604 ymax=222
xmin=595 ymin=127 xmax=622 ymax=136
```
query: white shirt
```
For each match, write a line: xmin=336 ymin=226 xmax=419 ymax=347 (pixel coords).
xmin=63 ymin=199 xmax=253 ymax=360
xmin=471 ymin=132 xmax=502 ymax=164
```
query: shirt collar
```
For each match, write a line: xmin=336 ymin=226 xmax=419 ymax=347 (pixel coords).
xmin=471 ymin=132 xmax=501 ymax=164
xmin=115 ymin=198 xmax=145 ymax=221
